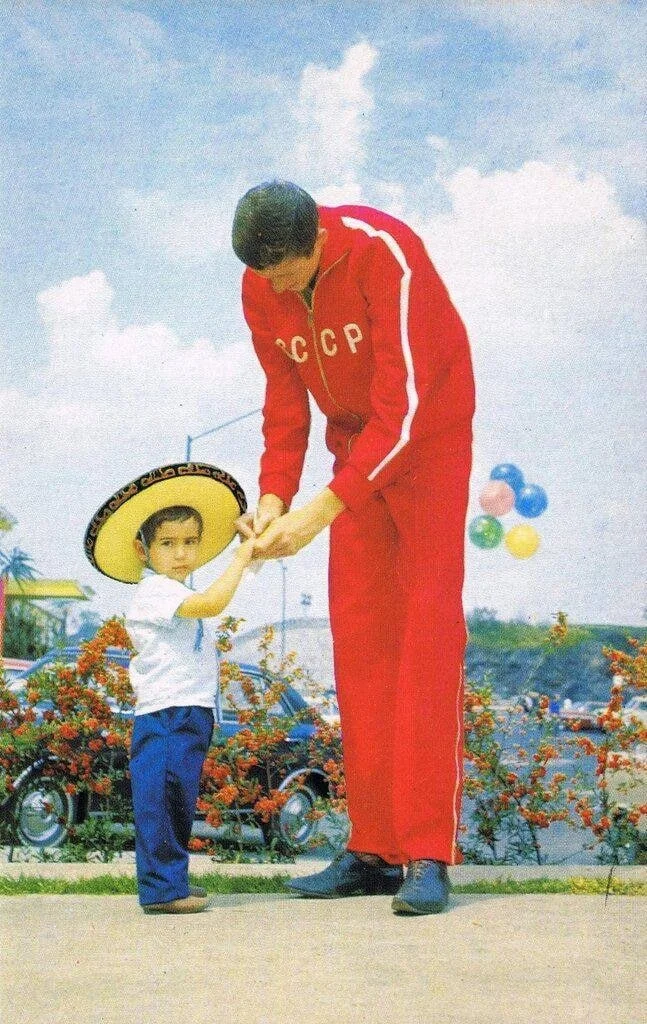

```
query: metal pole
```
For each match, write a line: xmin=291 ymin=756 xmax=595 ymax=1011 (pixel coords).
xmin=184 ymin=408 xmax=262 ymax=461
xmin=184 ymin=408 xmax=262 ymax=586
xmin=280 ymin=559 xmax=287 ymax=662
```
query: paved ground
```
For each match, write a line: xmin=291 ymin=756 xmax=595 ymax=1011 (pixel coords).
xmin=1 ymin=858 xmax=645 ymax=1024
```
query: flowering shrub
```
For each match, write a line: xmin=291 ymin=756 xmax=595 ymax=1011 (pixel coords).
xmin=0 ymin=617 xmax=329 ymax=860
xmin=462 ymin=685 xmax=573 ymax=864
xmin=1 ymin=612 xmax=645 ymax=865
xmin=193 ymin=625 xmax=327 ymax=858
xmin=462 ymin=616 xmax=646 ymax=864
xmin=0 ymin=618 xmax=135 ymax=855
xmin=569 ymin=635 xmax=647 ymax=864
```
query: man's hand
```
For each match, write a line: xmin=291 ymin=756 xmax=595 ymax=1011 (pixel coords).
xmin=235 ymin=493 xmax=287 ymax=539
xmin=253 ymin=488 xmax=345 ymax=559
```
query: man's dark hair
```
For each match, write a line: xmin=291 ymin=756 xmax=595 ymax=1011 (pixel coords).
xmin=231 ymin=181 xmax=318 ymax=270
xmin=138 ymin=506 xmax=203 ymax=547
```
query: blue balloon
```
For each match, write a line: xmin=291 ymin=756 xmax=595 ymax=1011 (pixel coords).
xmin=490 ymin=463 xmax=525 ymax=494
xmin=515 ymin=484 xmax=548 ymax=518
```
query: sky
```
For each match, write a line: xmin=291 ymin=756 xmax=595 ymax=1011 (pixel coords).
xmin=1 ymin=0 xmax=645 ymax=634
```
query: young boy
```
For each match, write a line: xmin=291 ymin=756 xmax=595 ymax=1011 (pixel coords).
xmin=84 ymin=463 xmax=252 ymax=914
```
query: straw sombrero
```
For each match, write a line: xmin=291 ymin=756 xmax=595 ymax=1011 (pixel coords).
xmin=84 ymin=462 xmax=247 ymax=583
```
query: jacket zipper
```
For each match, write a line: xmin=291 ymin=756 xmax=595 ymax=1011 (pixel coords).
xmin=297 ymin=256 xmax=364 ymax=431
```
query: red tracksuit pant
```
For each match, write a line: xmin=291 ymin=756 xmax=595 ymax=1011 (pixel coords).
xmin=328 ymin=426 xmax=472 ymax=866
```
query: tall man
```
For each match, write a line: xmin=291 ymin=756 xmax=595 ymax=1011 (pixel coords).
xmin=232 ymin=181 xmax=475 ymax=914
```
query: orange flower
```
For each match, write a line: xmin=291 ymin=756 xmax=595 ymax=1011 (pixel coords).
xmin=188 ymin=837 xmax=210 ymax=852
xmin=206 ymin=808 xmax=224 ymax=828
xmin=217 ymin=784 xmax=239 ymax=806
xmin=58 ymin=723 xmax=79 ymax=740
xmin=91 ymin=777 xmax=112 ymax=796
xmin=254 ymin=791 xmax=289 ymax=823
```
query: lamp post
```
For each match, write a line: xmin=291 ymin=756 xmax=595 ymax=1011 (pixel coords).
xmin=185 ymin=408 xmax=262 ymax=462
xmin=184 ymin=409 xmax=289 ymax=648
xmin=280 ymin=558 xmax=288 ymax=661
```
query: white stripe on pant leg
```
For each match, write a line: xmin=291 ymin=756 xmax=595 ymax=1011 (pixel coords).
xmin=341 ymin=216 xmax=418 ymax=480
xmin=451 ymin=664 xmax=464 ymax=865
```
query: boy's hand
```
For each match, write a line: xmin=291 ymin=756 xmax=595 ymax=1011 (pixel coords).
xmin=234 ymin=537 xmax=256 ymax=566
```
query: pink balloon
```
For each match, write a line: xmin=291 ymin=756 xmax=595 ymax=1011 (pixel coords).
xmin=479 ymin=480 xmax=515 ymax=516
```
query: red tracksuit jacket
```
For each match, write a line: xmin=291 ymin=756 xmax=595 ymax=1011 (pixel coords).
xmin=241 ymin=205 xmax=475 ymax=513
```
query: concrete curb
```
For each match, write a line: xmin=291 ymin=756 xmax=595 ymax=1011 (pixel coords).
xmin=1 ymin=848 xmax=645 ymax=883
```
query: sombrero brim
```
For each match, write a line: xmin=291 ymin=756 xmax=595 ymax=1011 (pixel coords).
xmin=84 ymin=463 xmax=247 ymax=583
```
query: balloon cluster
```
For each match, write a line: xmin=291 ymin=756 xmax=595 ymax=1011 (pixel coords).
xmin=468 ymin=464 xmax=548 ymax=559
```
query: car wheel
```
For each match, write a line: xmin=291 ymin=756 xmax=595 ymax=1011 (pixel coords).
xmin=264 ymin=783 xmax=319 ymax=850
xmin=14 ymin=775 xmax=76 ymax=848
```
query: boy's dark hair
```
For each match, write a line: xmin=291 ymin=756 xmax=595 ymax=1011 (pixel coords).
xmin=138 ymin=506 xmax=203 ymax=547
xmin=231 ymin=180 xmax=319 ymax=270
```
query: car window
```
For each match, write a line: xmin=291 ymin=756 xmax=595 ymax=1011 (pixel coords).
xmin=220 ymin=673 xmax=286 ymax=722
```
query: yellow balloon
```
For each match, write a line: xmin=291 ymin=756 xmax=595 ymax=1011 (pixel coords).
xmin=505 ymin=524 xmax=540 ymax=559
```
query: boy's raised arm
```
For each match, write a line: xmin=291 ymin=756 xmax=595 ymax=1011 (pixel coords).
xmin=177 ymin=538 xmax=255 ymax=619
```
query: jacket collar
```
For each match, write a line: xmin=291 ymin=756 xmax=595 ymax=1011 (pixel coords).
xmin=316 ymin=207 xmax=351 ymax=276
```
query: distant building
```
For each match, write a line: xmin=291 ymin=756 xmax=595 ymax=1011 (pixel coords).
xmin=230 ymin=616 xmax=334 ymax=690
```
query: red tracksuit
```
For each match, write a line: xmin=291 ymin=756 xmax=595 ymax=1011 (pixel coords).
xmin=241 ymin=205 xmax=475 ymax=864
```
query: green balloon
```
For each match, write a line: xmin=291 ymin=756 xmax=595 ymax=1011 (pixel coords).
xmin=469 ymin=515 xmax=504 ymax=549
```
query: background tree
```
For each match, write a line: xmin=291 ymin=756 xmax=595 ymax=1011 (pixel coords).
xmin=0 ymin=508 xmax=46 ymax=660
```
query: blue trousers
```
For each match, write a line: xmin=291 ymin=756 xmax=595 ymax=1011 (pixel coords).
xmin=129 ymin=706 xmax=214 ymax=906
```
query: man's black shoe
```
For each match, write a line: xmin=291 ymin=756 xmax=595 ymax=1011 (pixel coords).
xmin=285 ymin=851 xmax=403 ymax=898
xmin=391 ymin=859 xmax=450 ymax=915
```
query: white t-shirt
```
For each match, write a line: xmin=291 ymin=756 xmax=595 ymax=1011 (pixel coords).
xmin=126 ymin=570 xmax=219 ymax=716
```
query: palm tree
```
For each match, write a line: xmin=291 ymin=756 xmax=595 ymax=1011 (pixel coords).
xmin=0 ymin=506 xmax=17 ymax=533
xmin=0 ymin=546 xmax=38 ymax=586
xmin=0 ymin=546 xmax=39 ymax=659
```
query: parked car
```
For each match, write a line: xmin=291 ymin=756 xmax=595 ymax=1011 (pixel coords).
xmin=1 ymin=657 xmax=34 ymax=681
xmin=606 ymin=743 xmax=647 ymax=833
xmin=2 ymin=647 xmax=331 ymax=851
xmin=559 ymin=700 xmax=607 ymax=731
xmin=621 ymin=694 xmax=647 ymax=729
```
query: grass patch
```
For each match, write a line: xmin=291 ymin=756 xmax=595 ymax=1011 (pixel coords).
xmin=453 ymin=877 xmax=647 ymax=896
xmin=468 ymin=621 xmax=594 ymax=651
xmin=0 ymin=873 xmax=645 ymax=896
xmin=0 ymin=871 xmax=291 ymax=896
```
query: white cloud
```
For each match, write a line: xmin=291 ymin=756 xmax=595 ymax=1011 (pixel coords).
xmin=419 ymin=161 xmax=645 ymax=354
xmin=408 ymin=159 xmax=646 ymax=624
xmin=34 ymin=270 xmax=260 ymax=432
xmin=426 ymin=135 xmax=449 ymax=152
xmin=118 ymin=190 xmax=236 ymax=263
xmin=1 ymin=270 xmax=273 ymax=606
xmin=454 ymin=2 xmax=645 ymax=208
xmin=38 ymin=270 xmax=117 ymax=378
xmin=11 ymin=4 xmax=179 ymax=84
xmin=292 ymin=41 xmax=377 ymax=192
xmin=408 ymin=32 xmax=445 ymax=52
xmin=313 ymin=183 xmax=364 ymax=206
xmin=119 ymin=42 xmax=380 ymax=260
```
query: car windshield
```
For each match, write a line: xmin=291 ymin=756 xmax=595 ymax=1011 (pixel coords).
xmin=220 ymin=672 xmax=285 ymax=722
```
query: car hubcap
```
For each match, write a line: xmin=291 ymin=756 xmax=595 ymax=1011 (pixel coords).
xmin=18 ymin=784 xmax=71 ymax=846
xmin=278 ymin=788 xmax=316 ymax=845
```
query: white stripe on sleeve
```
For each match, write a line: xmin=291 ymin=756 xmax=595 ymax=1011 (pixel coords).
xmin=341 ymin=215 xmax=418 ymax=481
